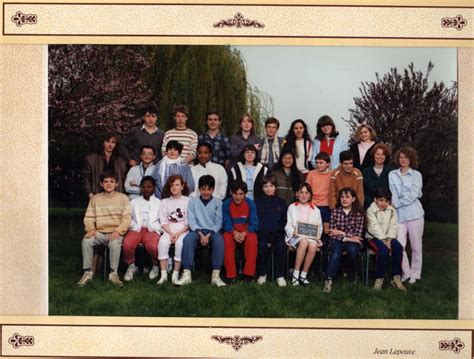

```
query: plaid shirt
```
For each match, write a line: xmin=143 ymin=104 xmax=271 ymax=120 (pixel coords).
xmin=329 ymin=207 xmax=364 ymax=244
xmin=198 ymin=132 xmax=231 ymax=167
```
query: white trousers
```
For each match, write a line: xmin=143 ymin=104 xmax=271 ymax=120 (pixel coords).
xmin=396 ymin=217 xmax=424 ymax=280
xmin=157 ymin=231 xmax=188 ymax=261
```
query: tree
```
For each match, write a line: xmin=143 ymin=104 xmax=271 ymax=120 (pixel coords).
xmin=345 ymin=62 xmax=457 ymax=221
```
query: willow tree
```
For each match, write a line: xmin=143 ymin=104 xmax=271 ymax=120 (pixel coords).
xmin=148 ymin=46 xmax=269 ymax=136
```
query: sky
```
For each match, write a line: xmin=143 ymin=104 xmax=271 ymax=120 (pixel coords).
xmin=233 ymin=46 xmax=457 ymax=139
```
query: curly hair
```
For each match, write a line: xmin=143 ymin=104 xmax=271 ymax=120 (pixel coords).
xmin=394 ymin=146 xmax=419 ymax=169
xmin=161 ymin=175 xmax=190 ymax=198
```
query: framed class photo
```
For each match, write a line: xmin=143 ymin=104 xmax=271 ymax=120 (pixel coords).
xmin=1 ymin=0 xmax=473 ymax=357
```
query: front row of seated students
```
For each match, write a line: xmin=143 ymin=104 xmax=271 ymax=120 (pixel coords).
xmin=77 ymin=171 xmax=407 ymax=292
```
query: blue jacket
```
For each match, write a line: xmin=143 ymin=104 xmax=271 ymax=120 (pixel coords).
xmin=311 ymin=135 xmax=348 ymax=170
xmin=222 ymin=197 xmax=259 ymax=233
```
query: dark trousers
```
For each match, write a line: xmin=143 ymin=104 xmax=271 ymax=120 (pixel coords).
xmin=368 ymin=239 xmax=403 ymax=279
xmin=256 ymin=230 xmax=286 ymax=278
xmin=327 ymin=240 xmax=360 ymax=280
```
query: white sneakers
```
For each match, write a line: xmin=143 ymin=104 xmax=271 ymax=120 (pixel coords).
xmin=276 ymin=277 xmax=287 ymax=287
xmin=157 ymin=270 xmax=168 ymax=285
xmin=124 ymin=264 xmax=138 ymax=282
xmin=175 ymin=270 xmax=192 ymax=286
xmin=149 ymin=265 xmax=159 ymax=280
xmin=77 ymin=271 xmax=93 ymax=287
xmin=171 ymin=271 xmax=180 ymax=285
xmin=257 ymin=275 xmax=267 ymax=285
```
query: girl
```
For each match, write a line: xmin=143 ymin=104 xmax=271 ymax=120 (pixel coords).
xmin=273 ymin=149 xmax=303 ymax=205
xmin=389 ymin=146 xmax=424 ymax=284
xmin=229 ymin=113 xmax=262 ymax=168
xmin=82 ymin=132 xmax=127 ymax=199
xmin=311 ymin=115 xmax=348 ymax=170
xmin=229 ymin=144 xmax=268 ymax=200
xmin=156 ymin=175 xmax=190 ymax=285
xmin=282 ymin=119 xmax=313 ymax=174
xmin=324 ymin=187 xmax=365 ymax=293
xmin=285 ymin=183 xmax=323 ymax=286
xmin=362 ymin=142 xmax=394 ymax=209
xmin=152 ymin=140 xmax=194 ymax=199
xmin=349 ymin=124 xmax=378 ymax=170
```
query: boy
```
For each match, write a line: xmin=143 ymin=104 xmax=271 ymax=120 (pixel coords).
xmin=260 ymin=117 xmax=284 ymax=172
xmin=222 ymin=180 xmax=259 ymax=283
xmin=366 ymin=187 xmax=405 ymax=290
xmin=122 ymin=176 xmax=162 ymax=282
xmin=190 ymin=142 xmax=228 ymax=200
xmin=329 ymin=150 xmax=364 ymax=209
xmin=305 ymin=151 xmax=332 ymax=273
xmin=124 ymin=145 xmax=156 ymax=200
xmin=198 ymin=110 xmax=231 ymax=167
xmin=121 ymin=105 xmax=164 ymax=166
xmin=254 ymin=174 xmax=288 ymax=286
xmin=175 ymin=175 xmax=226 ymax=287
xmin=161 ymin=105 xmax=198 ymax=164
xmin=152 ymin=140 xmax=195 ymax=198
xmin=77 ymin=171 xmax=131 ymax=287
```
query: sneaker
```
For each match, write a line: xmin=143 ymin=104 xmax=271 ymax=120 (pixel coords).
xmin=171 ymin=271 xmax=180 ymax=285
xmin=391 ymin=275 xmax=407 ymax=291
xmin=211 ymin=275 xmax=227 ymax=287
xmin=291 ymin=275 xmax=300 ymax=286
xmin=175 ymin=271 xmax=192 ymax=286
xmin=373 ymin=278 xmax=384 ymax=290
xmin=257 ymin=275 xmax=267 ymax=285
xmin=408 ymin=277 xmax=417 ymax=284
xmin=77 ymin=271 xmax=93 ymax=287
xmin=108 ymin=272 xmax=123 ymax=287
xmin=323 ymin=279 xmax=333 ymax=293
xmin=276 ymin=277 xmax=287 ymax=287
xmin=243 ymin=275 xmax=254 ymax=283
xmin=148 ymin=265 xmax=159 ymax=280
xmin=124 ymin=264 xmax=137 ymax=282
xmin=157 ymin=271 xmax=168 ymax=285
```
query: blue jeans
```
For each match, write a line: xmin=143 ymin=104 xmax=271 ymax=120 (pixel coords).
xmin=368 ymin=239 xmax=403 ymax=278
xmin=326 ymin=240 xmax=360 ymax=280
xmin=181 ymin=230 xmax=224 ymax=270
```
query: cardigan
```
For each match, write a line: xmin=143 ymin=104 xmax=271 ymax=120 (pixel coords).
xmin=285 ymin=202 xmax=323 ymax=243
xmin=82 ymin=153 xmax=127 ymax=196
xmin=129 ymin=195 xmax=162 ymax=233
xmin=229 ymin=162 xmax=268 ymax=200
xmin=311 ymin=135 xmax=348 ymax=170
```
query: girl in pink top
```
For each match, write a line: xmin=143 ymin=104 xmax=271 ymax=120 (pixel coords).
xmin=157 ymin=175 xmax=190 ymax=285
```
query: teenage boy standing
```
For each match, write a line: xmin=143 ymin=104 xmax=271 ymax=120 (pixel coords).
xmin=260 ymin=117 xmax=284 ymax=172
xmin=198 ymin=110 xmax=231 ymax=168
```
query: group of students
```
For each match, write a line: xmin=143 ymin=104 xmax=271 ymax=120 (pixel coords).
xmin=78 ymin=105 xmax=425 ymax=292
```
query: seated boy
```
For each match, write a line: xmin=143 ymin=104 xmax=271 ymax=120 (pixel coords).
xmin=222 ymin=180 xmax=259 ymax=283
xmin=175 ymin=175 xmax=226 ymax=287
xmin=77 ymin=171 xmax=131 ymax=287
xmin=329 ymin=150 xmax=364 ymax=209
xmin=122 ymin=176 xmax=162 ymax=282
xmin=124 ymin=145 xmax=156 ymax=200
xmin=255 ymin=174 xmax=288 ymax=286
xmin=366 ymin=187 xmax=405 ymax=290
xmin=152 ymin=140 xmax=195 ymax=198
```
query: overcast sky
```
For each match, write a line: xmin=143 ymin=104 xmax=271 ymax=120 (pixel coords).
xmin=233 ymin=46 xmax=457 ymax=139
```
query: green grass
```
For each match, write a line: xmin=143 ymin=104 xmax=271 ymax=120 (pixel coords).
xmin=49 ymin=209 xmax=458 ymax=318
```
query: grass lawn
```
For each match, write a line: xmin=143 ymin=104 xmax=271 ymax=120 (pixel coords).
xmin=49 ymin=209 xmax=458 ymax=318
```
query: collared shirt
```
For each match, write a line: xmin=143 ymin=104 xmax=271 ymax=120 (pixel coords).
xmin=140 ymin=124 xmax=158 ymax=134
xmin=329 ymin=207 xmax=364 ymax=242
xmin=388 ymin=168 xmax=424 ymax=222
xmin=198 ymin=132 xmax=231 ymax=166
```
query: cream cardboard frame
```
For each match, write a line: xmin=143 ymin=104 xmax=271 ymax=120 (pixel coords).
xmin=0 ymin=1 xmax=473 ymax=357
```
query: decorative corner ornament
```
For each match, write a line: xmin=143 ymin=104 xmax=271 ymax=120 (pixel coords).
xmin=214 ymin=12 xmax=264 ymax=28
xmin=8 ymin=333 xmax=35 ymax=349
xmin=441 ymin=15 xmax=467 ymax=31
xmin=438 ymin=337 xmax=465 ymax=354
xmin=211 ymin=335 xmax=263 ymax=351
xmin=11 ymin=11 xmax=38 ymax=27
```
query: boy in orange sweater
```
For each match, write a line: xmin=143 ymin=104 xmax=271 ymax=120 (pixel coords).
xmin=329 ymin=150 xmax=364 ymax=209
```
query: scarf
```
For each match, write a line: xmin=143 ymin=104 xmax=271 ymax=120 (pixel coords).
xmin=260 ymin=137 xmax=281 ymax=165
xmin=159 ymin=155 xmax=182 ymax=181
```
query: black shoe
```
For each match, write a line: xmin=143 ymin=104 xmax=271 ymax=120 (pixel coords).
xmin=243 ymin=275 xmax=254 ymax=283
xmin=226 ymin=277 xmax=237 ymax=285
xmin=350 ymin=275 xmax=359 ymax=284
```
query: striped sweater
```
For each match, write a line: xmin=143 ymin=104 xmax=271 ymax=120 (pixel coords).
xmin=83 ymin=192 xmax=131 ymax=235
xmin=161 ymin=128 xmax=198 ymax=162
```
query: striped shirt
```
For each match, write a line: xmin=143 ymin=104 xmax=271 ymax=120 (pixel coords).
xmin=84 ymin=192 xmax=131 ymax=235
xmin=161 ymin=128 xmax=198 ymax=162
